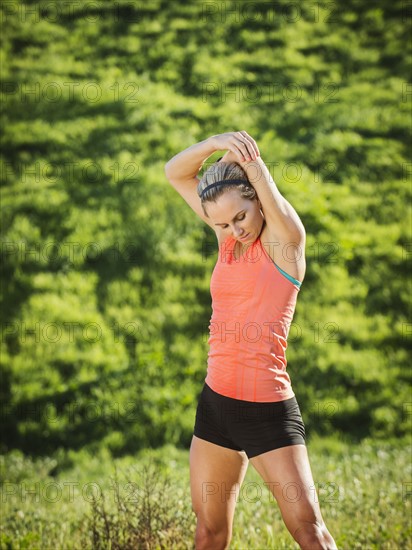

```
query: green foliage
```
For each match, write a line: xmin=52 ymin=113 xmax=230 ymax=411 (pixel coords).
xmin=0 ymin=0 xmax=411 ymax=461
xmin=0 ymin=440 xmax=411 ymax=548
xmin=86 ymin=462 xmax=194 ymax=549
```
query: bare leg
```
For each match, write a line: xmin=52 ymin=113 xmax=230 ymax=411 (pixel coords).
xmin=190 ymin=435 xmax=249 ymax=550
xmin=250 ymin=444 xmax=338 ymax=550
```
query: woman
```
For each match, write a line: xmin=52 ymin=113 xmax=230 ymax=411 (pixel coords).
xmin=164 ymin=131 xmax=337 ymax=550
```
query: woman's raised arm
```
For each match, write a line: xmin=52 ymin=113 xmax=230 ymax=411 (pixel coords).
xmin=213 ymin=131 xmax=306 ymax=244
xmin=241 ymin=155 xmax=306 ymax=243
xmin=164 ymin=131 xmax=306 ymax=245
xmin=164 ymin=137 xmax=220 ymax=230
xmin=164 ymin=136 xmax=217 ymax=184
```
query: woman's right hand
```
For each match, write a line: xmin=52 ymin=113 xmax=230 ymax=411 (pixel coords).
xmin=211 ymin=131 xmax=260 ymax=163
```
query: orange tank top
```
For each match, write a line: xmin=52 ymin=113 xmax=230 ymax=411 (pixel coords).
xmin=205 ymin=235 xmax=302 ymax=402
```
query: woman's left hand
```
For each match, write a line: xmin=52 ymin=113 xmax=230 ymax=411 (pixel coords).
xmin=212 ymin=131 xmax=260 ymax=163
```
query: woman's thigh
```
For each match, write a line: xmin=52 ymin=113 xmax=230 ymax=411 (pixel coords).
xmin=190 ymin=435 xmax=249 ymax=531
xmin=250 ymin=444 xmax=324 ymax=537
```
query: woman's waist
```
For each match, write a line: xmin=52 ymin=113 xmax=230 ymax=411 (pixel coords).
xmin=201 ymin=381 xmax=298 ymax=409
xmin=204 ymin=366 xmax=294 ymax=402
xmin=208 ymin=320 xmax=289 ymax=344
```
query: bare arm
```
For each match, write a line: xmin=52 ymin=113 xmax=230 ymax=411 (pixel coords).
xmin=164 ymin=137 xmax=219 ymax=230
xmin=164 ymin=131 xmax=305 ymax=248
xmin=214 ymin=133 xmax=306 ymax=243
xmin=164 ymin=136 xmax=217 ymax=182
xmin=241 ymin=156 xmax=306 ymax=242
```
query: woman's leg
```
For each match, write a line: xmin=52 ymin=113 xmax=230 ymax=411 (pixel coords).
xmin=190 ymin=435 xmax=249 ymax=550
xmin=250 ymin=444 xmax=338 ymax=550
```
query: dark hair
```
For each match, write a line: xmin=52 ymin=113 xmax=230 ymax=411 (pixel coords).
xmin=197 ymin=161 xmax=257 ymax=216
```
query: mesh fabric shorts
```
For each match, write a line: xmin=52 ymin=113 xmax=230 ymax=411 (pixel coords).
xmin=193 ymin=382 xmax=306 ymax=459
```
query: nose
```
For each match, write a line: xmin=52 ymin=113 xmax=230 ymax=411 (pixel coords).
xmin=232 ymin=223 xmax=244 ymax=238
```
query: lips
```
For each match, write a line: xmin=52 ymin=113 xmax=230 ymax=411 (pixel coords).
xmin=239 ymin=233 xmax=250 ymax=242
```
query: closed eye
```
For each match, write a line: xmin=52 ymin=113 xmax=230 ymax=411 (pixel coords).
xmin=221 ymin=213 xmax=246 ymax=229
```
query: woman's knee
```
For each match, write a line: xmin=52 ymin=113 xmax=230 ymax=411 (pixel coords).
xmin=195 ymin=519 xmax=232 ymax=550
xmin=293 ymin=519 xmax=337 ymax=550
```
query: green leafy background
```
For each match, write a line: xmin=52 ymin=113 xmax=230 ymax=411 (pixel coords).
xmin=1 ymin=0 xmax=411 ymax=462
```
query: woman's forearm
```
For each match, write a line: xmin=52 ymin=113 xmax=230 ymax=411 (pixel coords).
xmin=164 ymin=136 xmax=217 ymax=182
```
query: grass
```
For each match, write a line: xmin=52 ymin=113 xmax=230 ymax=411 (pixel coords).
xmin=0 ymin=436 xmax=411 ymax=549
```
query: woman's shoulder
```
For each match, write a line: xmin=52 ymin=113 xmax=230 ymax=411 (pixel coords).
xmin=259 ymin=224 xmax=306 ymax=283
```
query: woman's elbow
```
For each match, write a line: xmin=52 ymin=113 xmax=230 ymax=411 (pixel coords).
xmin=164 ymin=160 xmax=174 ymax=182
xmin=296 ymin=225 xmax=306 ymax=244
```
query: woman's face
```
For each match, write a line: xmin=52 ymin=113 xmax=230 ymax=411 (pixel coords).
xmin=205 ymin=188 xmax=264 ymax=244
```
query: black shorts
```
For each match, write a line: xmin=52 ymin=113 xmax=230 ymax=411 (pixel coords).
xmin=193 ymin=383 xmax=306 ymax=459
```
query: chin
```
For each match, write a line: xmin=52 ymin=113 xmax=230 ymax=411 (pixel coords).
xmin=238 ymin=232 xmax=253 ymax=243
